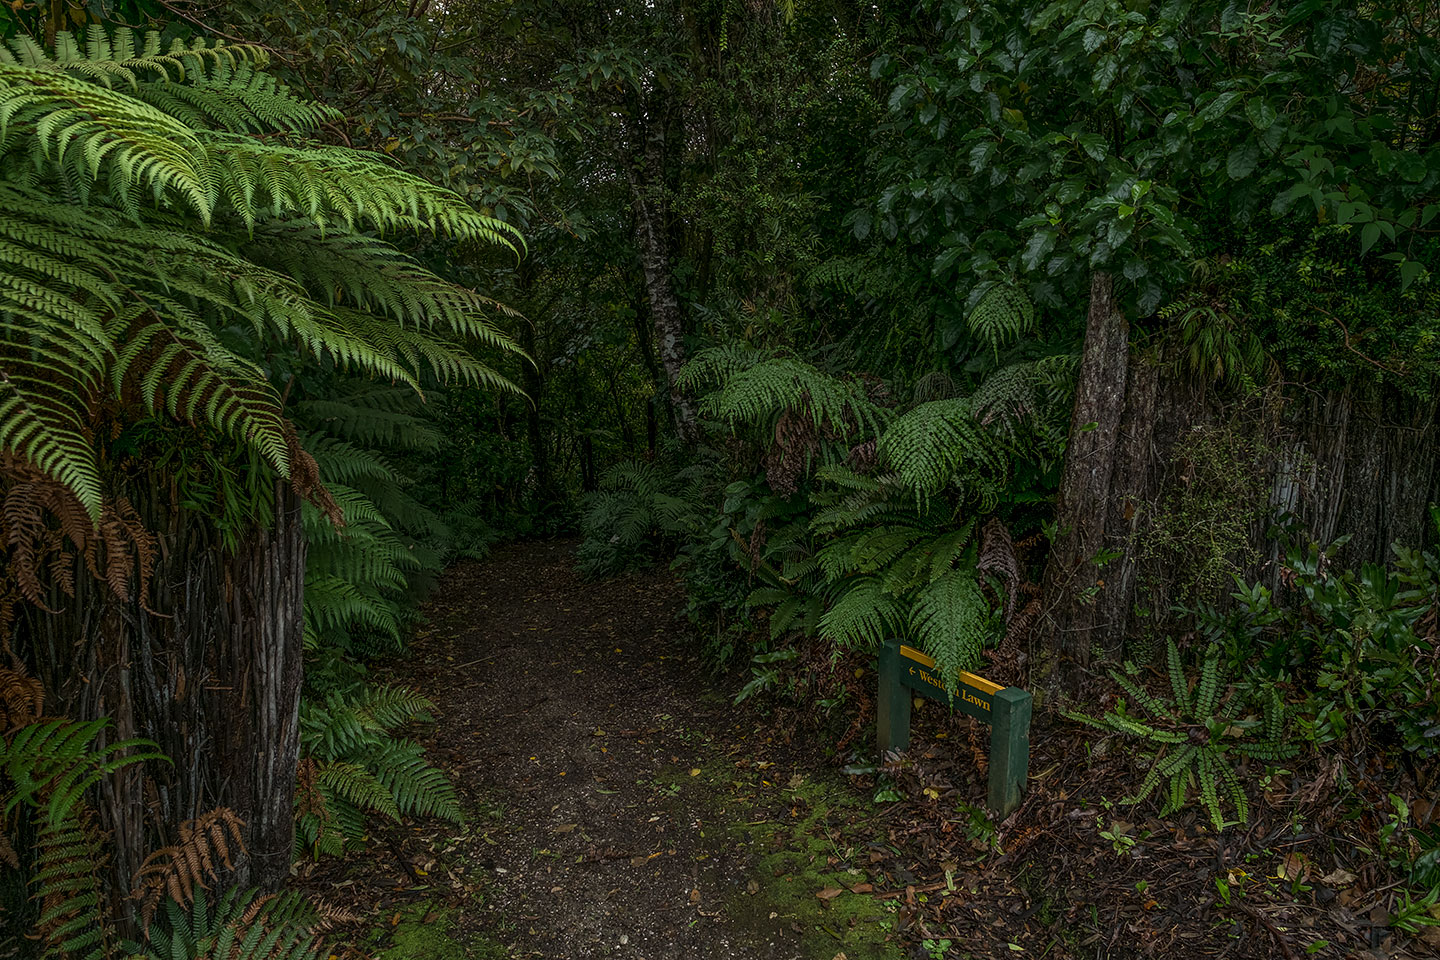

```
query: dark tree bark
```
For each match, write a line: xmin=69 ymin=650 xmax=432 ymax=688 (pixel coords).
xmin=626 ymin=113 xmax=699 ymax=446
xmin=1038 ymin=272 xmax=1132 ymax=683
xmin=516 ymin=316 xmax=553 ymax=499
xmin=19 ymin=478 xmax=307 ymax=920
xmin=1038 ymin=282 xmax=1440 ymax=692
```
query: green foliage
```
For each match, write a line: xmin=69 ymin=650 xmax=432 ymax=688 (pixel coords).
xmin=297 ymin=685 xmax=462 ymax=857
xmin=879 ymin=399 xmax=1006 ymax=503
xmin=297 ymin=385 xmax=485 ymax=660
xmin=576 ymin=458 xmax=710 ymax=577
xmin=127 ymin=886 xmax=325 ymax=960
xmin=684 ymin=350 xmax=888 ymax=440
xmin=1067 ymin=640 xmax=1297 ymax=832
xmin=0 ymin=26 xmax=522 ymax=518
xmin=1 ymin=718 xmax=164 ymax=959
xmin=1212 ymin=527 xmax=1440 ymax=759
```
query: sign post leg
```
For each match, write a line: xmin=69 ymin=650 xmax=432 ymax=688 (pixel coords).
xmin=987 ymin=686 xmax=1032 ymax=816
xmin=876 ymin=641 xmax=910 ymax=754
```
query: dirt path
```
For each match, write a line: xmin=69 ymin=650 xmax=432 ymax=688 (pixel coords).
xmin=314 ymin=540 xmax=901 ymax=960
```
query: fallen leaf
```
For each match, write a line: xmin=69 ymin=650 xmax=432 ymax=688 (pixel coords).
xmin=849 ymin=883 xmax=874 ymax=894
xmin=1319 ymin=867 xmax=1357 ymax=887
xmin=551 ymin=823 xmax=577 ymax=834
xmin=1278 ymin=851 xmax=1309 ymax=881
xmin=746 ymin=879 xmax=761 ymax=895
xmin=816 ymin=886 xmax=844 ymax=900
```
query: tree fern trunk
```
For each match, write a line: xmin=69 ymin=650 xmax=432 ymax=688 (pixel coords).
xmin=18 ymin=477 xmax=307 ymax=917
xmin=1039 ymin=301 xmax=1440 ymax=683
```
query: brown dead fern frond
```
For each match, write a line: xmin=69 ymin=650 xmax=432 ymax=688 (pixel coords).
xmin=284 ymin=425 xmax=342 ymax=528
xmin=295 ymin=757 xmax=328 ymax=823
xmin=0 ymin=664 xmax=44 ymax=730
xmin=0 ymin=454 xmax=158 ymax=609
xmin=132 ymin=807 xmax=246 ymax=928
xmin=977 ymin=518 xmax=1020 ymax=621
xmin=309 ymin=898 xmax=364 ymax=932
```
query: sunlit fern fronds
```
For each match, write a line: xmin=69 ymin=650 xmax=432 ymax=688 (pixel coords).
xmin=0 ymin=29 xmax=522 ymax=518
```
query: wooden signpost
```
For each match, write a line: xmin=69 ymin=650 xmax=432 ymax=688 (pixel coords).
xmin=876 ymin=641 xmax=1032 ymax=816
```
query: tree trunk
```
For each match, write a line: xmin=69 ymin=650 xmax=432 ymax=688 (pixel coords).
xmin=19 ymin=478 xmax=307 ymax=917
xmin=1038 ymin=272 xmax=1131 ymax=685
xmin=626 ymin=118 xmax=699 ymax=446
xmin=1037 ymin=292 xmax=1440 ymax=689
xmin=516 ymin=317 xmax=553 ymax=499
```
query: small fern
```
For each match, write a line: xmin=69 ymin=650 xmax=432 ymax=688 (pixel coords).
xmin=127 ymin=885 xmax=326 ymax=960
xmin=296 ymin=686 xmax=461 ymax=857
xmin=1065 ymin=640 xmax=1298 ymax=832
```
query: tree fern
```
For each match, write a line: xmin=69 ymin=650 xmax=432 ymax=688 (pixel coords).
xmin=818 ymin=576 xmax=906 ymax=650
xmin=878 ymin=398 xmax=1007 ymax=501
xmin=0 ymin=30 xmax=522 ymax=517
xmin=1 ymin=717 xmax=162 ymax=958
xmin=696 ymin=355 xmax=887 ymax=439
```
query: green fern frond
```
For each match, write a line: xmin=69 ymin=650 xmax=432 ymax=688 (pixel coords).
xmin=966 ymin=281 xmax=1036 ymax=353
xmin=910 ymin=569 xmax=988 ymax=681
xmin=818 ymin=577 xmax=904 ymax=651
xmin=130 ymin=885 xmax=324 ymax=960
xmin=699 ymin=356 xmax=886 ymax=438
xmin=369 ymin=741 xmax=462 ymax=822
xmin=878 ymin=398 xmax=1007 ymax=500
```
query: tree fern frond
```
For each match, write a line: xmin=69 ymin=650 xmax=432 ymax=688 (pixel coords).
xmin=966 ymin=281 xmax=1036 ymax=352
xmin=879 ymin=398 xmax=1008 ymax=500
xmin=910 ymin=569 xmax=988 ymax=681
xmin=818 ymin=577 xmax=904 ymax=651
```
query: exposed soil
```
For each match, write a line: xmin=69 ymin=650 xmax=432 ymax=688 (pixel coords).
xmin=304 ymin=540 xmax=900 ymax=960
xmin=303 ymin=540 xmax=1440 ymax=960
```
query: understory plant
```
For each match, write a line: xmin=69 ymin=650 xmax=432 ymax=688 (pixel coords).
xmin=1066 ymin=639 xmax=1298 ymax=832
xmin=295 ymin=685 xmax=462 ymax=857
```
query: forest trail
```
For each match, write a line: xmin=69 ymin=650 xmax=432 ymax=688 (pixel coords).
xmin=317 ymin=540 xmax=900 ymax=960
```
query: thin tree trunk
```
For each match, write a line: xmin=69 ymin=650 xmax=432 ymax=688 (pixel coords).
xmin=1038 ymin=271 xmax=1131 ymax=686
xmin=626 ymin=117 xmax=699 ymax=446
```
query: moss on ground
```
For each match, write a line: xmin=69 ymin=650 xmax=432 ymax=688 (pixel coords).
xmin=718 ymin=775 xmax=902 ymax=960
xmin=370 ymin=901 xmax=509 ymax=960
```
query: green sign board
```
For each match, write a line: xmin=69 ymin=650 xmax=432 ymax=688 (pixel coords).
xmin=876 ymin=641 xmax=1032 ymax=816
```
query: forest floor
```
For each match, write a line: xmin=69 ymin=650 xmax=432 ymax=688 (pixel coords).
xmin=301 ymin=540 xmax=1440 ymax=960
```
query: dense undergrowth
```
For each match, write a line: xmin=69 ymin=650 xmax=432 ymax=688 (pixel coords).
xmin=0 ymin=0 xmax=1437 ymax=955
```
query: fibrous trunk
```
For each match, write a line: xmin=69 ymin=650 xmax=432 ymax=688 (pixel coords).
xmin=19 ymin=479 xmax=306 ymax=918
